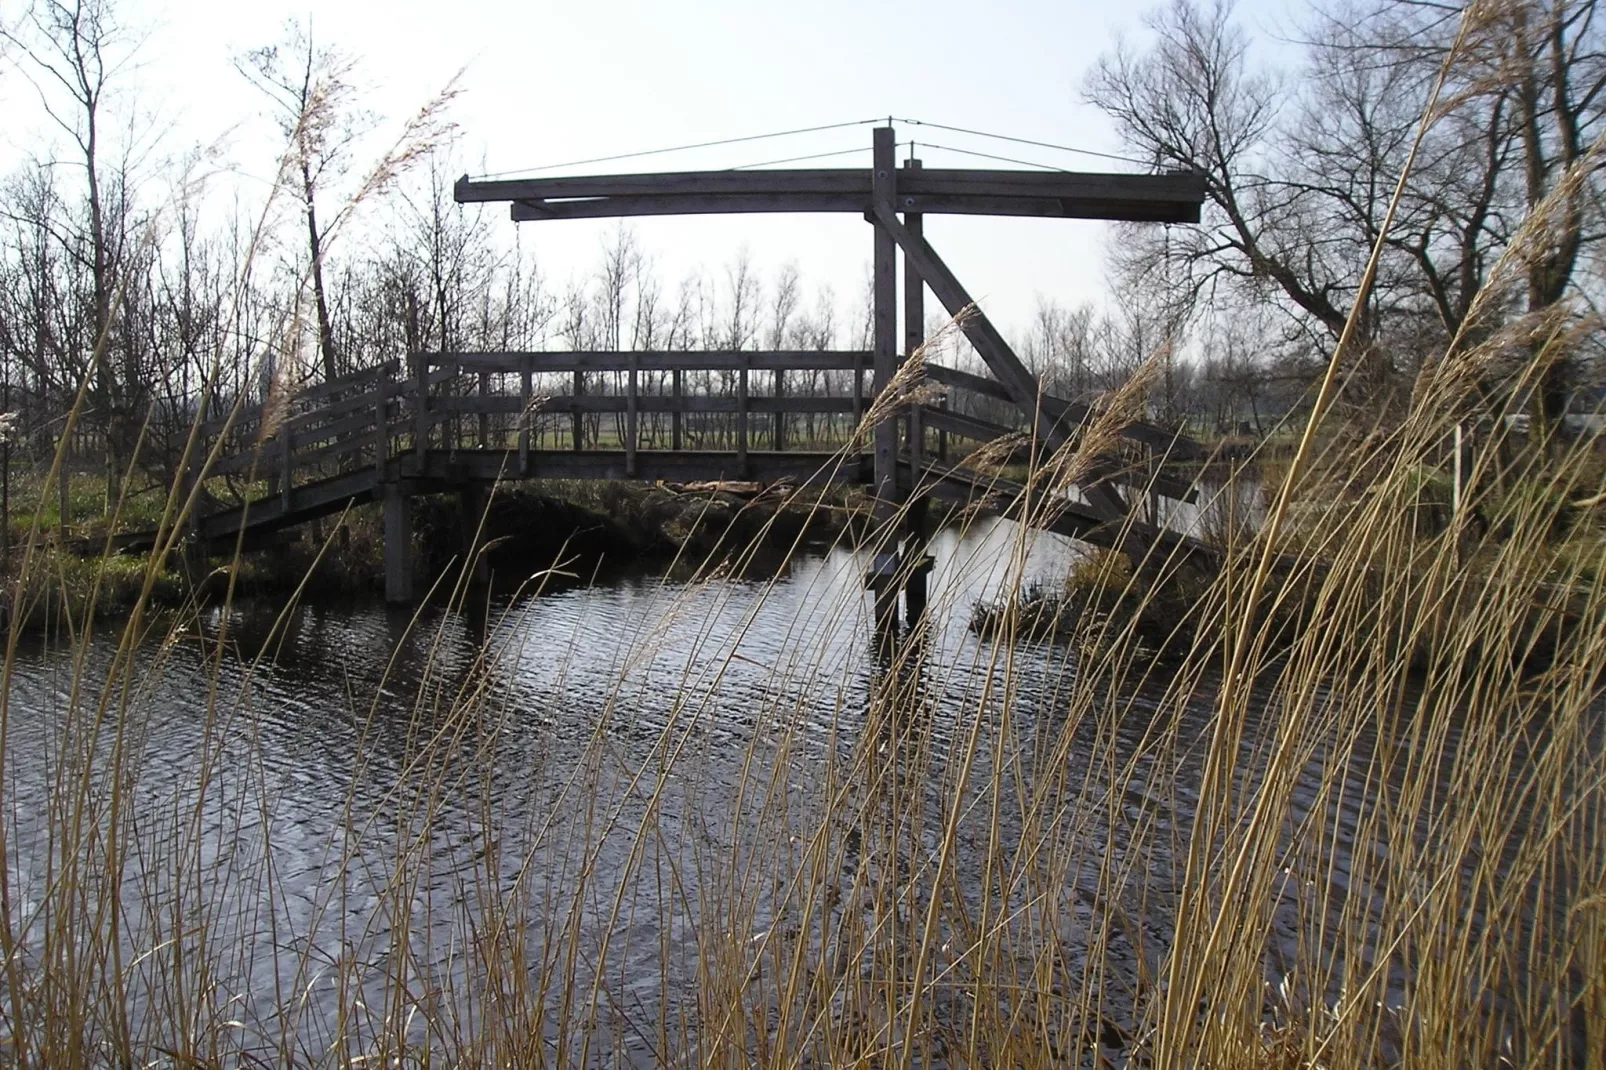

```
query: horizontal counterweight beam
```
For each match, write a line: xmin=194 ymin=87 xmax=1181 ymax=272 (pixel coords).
xmin=457 ymin=167 xmax=1206 ymax=224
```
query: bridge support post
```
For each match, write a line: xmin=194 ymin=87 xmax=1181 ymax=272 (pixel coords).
xmin=864 ymin=124 xmax=903 ymax=640
xmin=866 ymin=551 xmax=900 ymax=650
xmin=903 ymin=496 xmax=935 ymax=627
xmin=383 ymin=482 xmax=414 ymax=604
xmin=459 ymin=484 xmax=490 ymax=585
xmin=901 ymin=155 xmax=931 ymax=631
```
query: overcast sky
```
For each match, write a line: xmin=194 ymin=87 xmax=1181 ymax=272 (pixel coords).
xmin=1 ymin=0 xmax=1300 ymax=333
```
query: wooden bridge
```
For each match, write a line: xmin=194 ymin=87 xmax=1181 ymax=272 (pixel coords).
xmin=137 ymin=124 xmax=1210 ymax=622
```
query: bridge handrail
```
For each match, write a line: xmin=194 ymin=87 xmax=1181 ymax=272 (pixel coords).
xmin=923 ymin=362 xmax=1199 ymax=460
xmin=185 ymin=346 xmax=1202 ymax=522
xmin=419 ymin=350 xmax=873 ymax=374
xmin=192 ymin=365 xmax=406 ymax=497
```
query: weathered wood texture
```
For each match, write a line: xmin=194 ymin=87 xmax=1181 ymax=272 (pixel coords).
xmin=433 ymin=350 xmax=870 ymax=373
xmin=904 ymin=157 xmax=926 ymax=489
xmin=872 ymin=126 xmax=899 ymax=518
xmin=459 ymin=168 xmax=1207 ymax=224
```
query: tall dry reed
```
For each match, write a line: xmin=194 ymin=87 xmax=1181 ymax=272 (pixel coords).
xmin=0 ymin=5 xmax=1602 ymax=1062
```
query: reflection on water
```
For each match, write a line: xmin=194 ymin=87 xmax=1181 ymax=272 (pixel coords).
xmin=0 ymin=512 xmax=1577 ymax=1064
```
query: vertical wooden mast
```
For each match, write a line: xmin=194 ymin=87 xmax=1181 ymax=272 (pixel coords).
xmin=902 ymin=155 xmax=932 ymax=625
xmin=871 ymin=126 xmax=899 ymax=517
xmin=869 ymin=125 xmax=901 ymax=630
xmin=903 ymin=156 xmax=925 ymax=485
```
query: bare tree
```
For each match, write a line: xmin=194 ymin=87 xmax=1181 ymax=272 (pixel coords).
xmin=238 ymin=19 xmax=372 ymax=381
xmin=1087 ymin=2 xmax=1356 ymax=335
xmin=1469 ymin=0 xmax=1603 ymax=427
xmin=2 ymin=0 xmax=153 ymax=506
xmin=388 ymin=148 xmax=499 ymax=355
xmin=1091 ymin=0 xmax=1606 ymax=424
xmin=3 ymin=1 xmax=124 ymax=357
xmin=1293 ymin=0 xmax=1605 ymax=423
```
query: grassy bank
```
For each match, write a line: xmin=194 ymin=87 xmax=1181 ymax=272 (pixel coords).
xmin=970 ymin=464 xmax=1604 ymax=674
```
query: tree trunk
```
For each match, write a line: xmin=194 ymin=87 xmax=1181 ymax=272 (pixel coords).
xmin=303 ymin=161 xmax=338 ymax=381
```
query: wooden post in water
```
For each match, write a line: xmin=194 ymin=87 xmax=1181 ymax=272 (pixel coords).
xmin=460 ymin=483 xmax=490 ymax=584
xmin=901 ymin=156 xmax=934 ymax=628
xmin=383 ymin=480 xmax=413 ymax=603
xmin=867 ymin=125 xmax=901 ymax=636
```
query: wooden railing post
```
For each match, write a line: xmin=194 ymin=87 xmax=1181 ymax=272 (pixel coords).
xmin=910 ymin=399 xmax=925 ymax=484
xmin=478 ymin=370 xmax=489 ymax=449
xmin=280 ymin=424 xmax=293 ymax=510
xmin=572 ymin=367 xmax=585 ymax=451
xmin=414 ymin=354 xmax=429 ymax=460
xmin=56 ymin=430 xmax=69 ymax=541
xmin=373 ymin=368 xmax=389 ymax=480
xmin=519 ymin=355 xmax=532 ymax=476
xmin=773 ymin=368 xmax=785 ymax=452
xmin=737 ymin=354 xmax=749 ymax=475
xmin=852 ymin=352 xmax=864 ymax=446
xmin=626 ymin=351 xmax=639 ymax=477
xmin=450 ymin=360 xmax=463 ymax=452
xmin=183 ymin=408 xmax=205 ymax=554
xmin=672 ymin=369 xmax=683 ymax=450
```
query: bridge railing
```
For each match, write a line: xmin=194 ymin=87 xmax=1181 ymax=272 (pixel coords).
xmin=408 ymin=351 xmax=881 ymax=476
xmin=861 ymin=362 xmax=1200 ymax=507
xmin=192 ymin=360 xmax=415 ymax=506
xmin=186 ymin=350 xmax=1198 ymax=518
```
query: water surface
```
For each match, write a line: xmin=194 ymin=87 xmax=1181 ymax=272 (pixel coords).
xmin=0 ymin=513 xmax=1579 ymax=1064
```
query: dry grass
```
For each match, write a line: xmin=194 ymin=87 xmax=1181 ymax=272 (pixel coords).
xmin=0 ymin=332 xmax=1598 ymax=1067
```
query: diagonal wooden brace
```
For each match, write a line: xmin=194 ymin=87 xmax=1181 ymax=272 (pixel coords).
xmin=870 ymin=203 xmax=1064 ymax=453
xmin=870 ymin=202 xmax=1141 ymax=542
